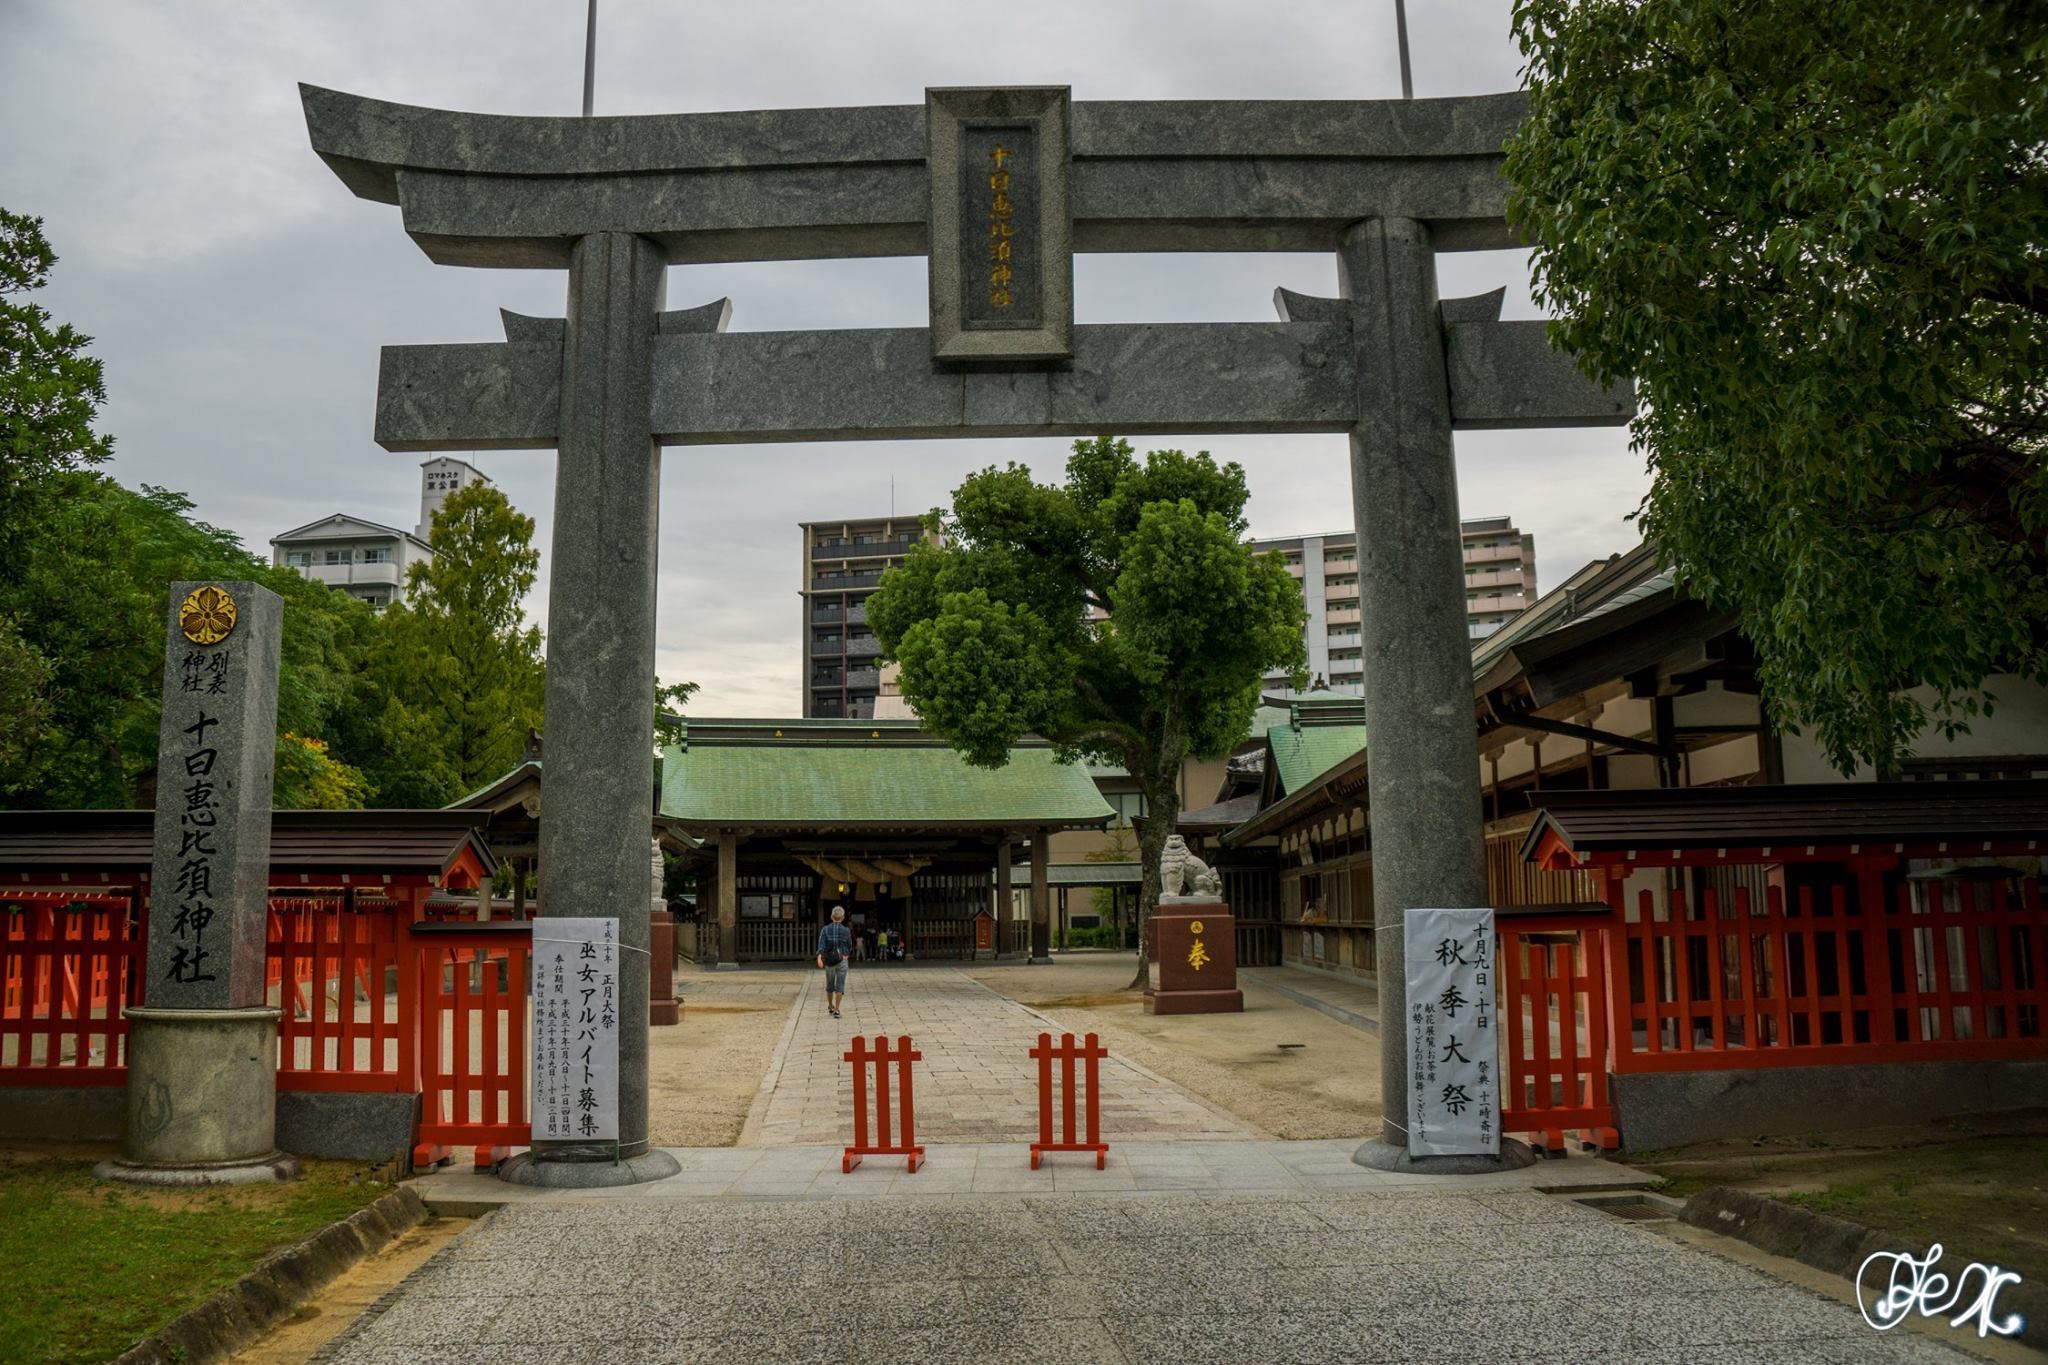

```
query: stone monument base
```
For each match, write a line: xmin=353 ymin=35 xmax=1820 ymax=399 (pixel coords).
xmin=1350 ymin=1136 xmax=1538 ymax=1174
xmin=98 ymin=1006 xmax=299 ymax=1186
xmin=1145 ymin=902 xmax=1244 ymax=1014
xmin=500 ymin=1148 xmax=682 ymax=1188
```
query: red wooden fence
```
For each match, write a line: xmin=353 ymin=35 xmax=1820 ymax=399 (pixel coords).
xmin=0 ymin=897 xmax=141 ymax=1085
xmin=1495 ymin=869 xmax=2048 ymax=1146
xmin=1498 ymin=916 xmax=1616 ymax=1151
xmin=269 ymin=900 xmax=415 ymax=1093
xmin=844 ymin=1034 xmax=923 ymax=1173
xmin=1613 ymin=877 xmax=2047 ymax=1071
xmin=414 ymin=928 xmax=530 ymax=1169
xmin=4 ymin=899 xmax=535 ymax=1168
xmin=1029 ymin=1031 xmax=1108 ymax=1168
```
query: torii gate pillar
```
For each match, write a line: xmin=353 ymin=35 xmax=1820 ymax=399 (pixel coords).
xmin=1342 ymin=217 xmax=1532 ymax=1171
xmin=500 ymin=233 xmax=680 ymax=1188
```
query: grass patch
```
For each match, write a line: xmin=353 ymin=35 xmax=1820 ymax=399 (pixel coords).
xmin=1635 ymin=1128 xmax=2048 ymax=1278
xmin=0 ymin=1147 xmax=394 ymax=1365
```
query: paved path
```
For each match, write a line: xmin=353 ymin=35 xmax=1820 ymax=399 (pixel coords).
xmin=1240 ymin=965 xmax=1380 ymax=1034
xmin=327 ymin=1174 xmax=1972 ymax=1363
xmin=407 ymin=1137 xmax=1651 ymax=1208
xmin=745 ymin=969 xmax=1250 ymax=1145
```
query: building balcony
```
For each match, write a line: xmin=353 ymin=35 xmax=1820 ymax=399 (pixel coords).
xmin=1462 ymin=544 xmax=1521 ymax=567
xmin=1465 ymin=594 xmax=1528 ymax=614
xmin=1326 ymin=606 xmax=1361 ymax=626
xmin=1321 ymin=558 xmax=1358 ymax=574
xmin=846 ymin=668 xmax=881 ymax=689
xmin=814 ymin=571 xmax=884 ymax=591
xmin=845 ymin=603 xmax=868 ymax=626
xmin=845 ymin=635 xmax=882 ymax=657
xmin=1464 ymin=569 xmax=1527 ymax=591
xmin=296 ymin=560 xmax=401 ymax=590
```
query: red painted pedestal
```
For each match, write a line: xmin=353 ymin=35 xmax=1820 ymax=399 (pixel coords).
xmin=649 ymin=909 xmax=681 ymax=1025
xmin=1146 ymin=903 xmax=1243 ymax=1014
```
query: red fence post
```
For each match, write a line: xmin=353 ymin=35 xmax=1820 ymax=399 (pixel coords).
xmin=842 ymin=1034 xmax=923 ymax=1173
xmin=1028 ymin=1031 xmax=1109 ymax=1169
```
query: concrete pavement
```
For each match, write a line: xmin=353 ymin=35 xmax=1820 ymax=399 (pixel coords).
xmin=322 ymin=1176 xmax=1975 ymax=1363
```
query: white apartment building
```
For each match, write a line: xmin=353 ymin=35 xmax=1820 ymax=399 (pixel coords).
xmin=1252 ymin=516 xmax=1538 ymax=697
xmin=271 ymin=458 xmax=491 ymax=609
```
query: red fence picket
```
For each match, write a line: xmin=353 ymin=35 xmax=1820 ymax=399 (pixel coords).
xmin=843 ymin=1034 xmax=923 ymax=1173
xmin=1029 ymin=1031 xmax=1109 ymax=1169
xmin=414 ymin=926 xmax=530 ymax=1170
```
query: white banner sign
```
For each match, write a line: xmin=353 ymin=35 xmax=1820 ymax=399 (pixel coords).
xmin=532 ymin=916 xmax=619 ymax=1142
xmin=1405 ymin=907 xmax=1497 ymax=1158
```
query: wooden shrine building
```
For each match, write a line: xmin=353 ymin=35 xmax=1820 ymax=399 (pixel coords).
xmin=661 ymin=718 xmax=1114 ymax=964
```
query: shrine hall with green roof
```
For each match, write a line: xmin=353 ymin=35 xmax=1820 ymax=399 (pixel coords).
xmin=660 ymin=717 xmax=1116 ymax=964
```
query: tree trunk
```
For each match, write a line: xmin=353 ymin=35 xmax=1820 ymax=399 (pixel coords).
xmin=1125 ymin=714 xmax=1186 ymax=991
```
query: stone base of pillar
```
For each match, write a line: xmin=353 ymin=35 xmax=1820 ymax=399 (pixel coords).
xmin=96 ymin=1006 xmax=299 ymax=1187
xmin=1349 ymin=1137 xmax=1538 ymax=1174
xmin=499 ymin=1148 xmax=682 ymax=1188
xmin=1028 ymin=956 xmax=1053 ymax=966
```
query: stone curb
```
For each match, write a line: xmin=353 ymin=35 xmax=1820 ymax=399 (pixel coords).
xmin=110 ymin=1184 xmax=431 ymax=1365
xmin=1239 ymin=971 xmax=1380 ymax=1035
xmin=1681 ymin=1184 xmax=2044 ymax=1349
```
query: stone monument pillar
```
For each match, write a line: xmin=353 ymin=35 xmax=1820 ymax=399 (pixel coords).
xmin=99 ymin=582 xmax=298 ymax=1186
xmin=1339 ymin=219 xmax=1529 ymax=1171
xmin=501 ymin=233 xmax=680 ymax=1187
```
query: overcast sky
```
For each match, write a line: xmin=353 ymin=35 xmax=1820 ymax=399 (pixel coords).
xmin=2 ymin=0 xmax=1646 ymax=716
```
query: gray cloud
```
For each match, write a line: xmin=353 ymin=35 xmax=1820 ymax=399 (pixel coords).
xmin=3 ymin=0 xmax=1643 ymax=717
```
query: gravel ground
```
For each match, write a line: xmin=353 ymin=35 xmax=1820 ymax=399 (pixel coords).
xmin=645 ymin=967 xmax=800 ymax=1147
xmin=967 ymin=954 xmax=1382 ymax=1140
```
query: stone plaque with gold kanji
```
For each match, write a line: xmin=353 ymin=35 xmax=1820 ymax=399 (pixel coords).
xmin=926 ymin=86 xmax=1072 ymax=363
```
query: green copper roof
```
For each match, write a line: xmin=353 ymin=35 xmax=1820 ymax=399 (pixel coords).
xmin=1266 ymin=721 xmax=1369 ymax=795
xmin=659 ymin=737 xmax=1115 ymax=828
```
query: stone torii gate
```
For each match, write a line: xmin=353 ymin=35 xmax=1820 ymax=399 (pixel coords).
xmin=304 ymin=83 xmax=1629 ymax=1183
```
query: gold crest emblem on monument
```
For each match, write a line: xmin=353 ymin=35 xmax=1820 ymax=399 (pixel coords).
xmin=179 ymin=586 xmax=238 ymax=645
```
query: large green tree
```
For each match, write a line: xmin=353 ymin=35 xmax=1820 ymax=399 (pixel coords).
xmin=357 ymin=481 xmax=545 ymax=805
xmin=868 ymin=437 xmax=1305 ymax=982
xmin=1506 ymin=0 xmax=2047 ymax=772
xmin=1 ymin=210 xmax=112 ymax=571
xmin=0 ymin=478 xmax=378 ymax=808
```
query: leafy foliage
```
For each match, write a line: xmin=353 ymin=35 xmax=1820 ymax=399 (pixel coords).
xmin=271 ymin=733 xmax=370 ymax=810
xmin=0 ymin=211 xmax=112 ymax=570
xmin=869 ymin=437 xmax=1304 ymax=974
xmin=353 ymin=481 xmax=546 ymax=806
xmin=1506 ymin=0 xmax=2048 ymax=771
xmin=0 ymin=478 xmax=378 ymax=808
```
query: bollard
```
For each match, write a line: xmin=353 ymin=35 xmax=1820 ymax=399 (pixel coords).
xmin=1029 ymin=1031 xmax=1109 ymax=1169
xmin=843 ymin=1034 xmax=924 ymax=1173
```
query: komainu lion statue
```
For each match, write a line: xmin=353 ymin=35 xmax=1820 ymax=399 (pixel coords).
xmin=1160 ymin=834 xmax=1223 ymax=899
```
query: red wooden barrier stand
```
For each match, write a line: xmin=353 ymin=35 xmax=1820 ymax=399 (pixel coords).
xmin=843 ymin=1034 xmax=923 ymax=1173
xmin=1030 ymin=1031 xmax=1109 ymax=1169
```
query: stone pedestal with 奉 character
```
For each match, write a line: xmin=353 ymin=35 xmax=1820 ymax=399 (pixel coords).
xmin=1145 ymin=837 xmax=1243 ymax=1015
xmin=98 ymin=582 xmax=299 ymax=1187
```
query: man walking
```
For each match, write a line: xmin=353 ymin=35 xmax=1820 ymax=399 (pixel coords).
xmin=815 ymin=904 xmax=853 ymax=1020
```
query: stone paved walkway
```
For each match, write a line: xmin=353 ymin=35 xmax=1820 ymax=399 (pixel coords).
xmin=745 ymin=968 xmax=1250 ymax=1145
xmin=326 ymin=1179 xmax=1975 ymax=1363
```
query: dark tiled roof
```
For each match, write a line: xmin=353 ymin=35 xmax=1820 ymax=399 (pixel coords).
xmin=0 ymin=809 xmax=496 ymax=880
xmin=1520 ymin=782 xmax=2048 ymax=861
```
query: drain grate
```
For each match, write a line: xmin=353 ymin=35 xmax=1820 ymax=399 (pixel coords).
xmin=1572 ymin=1192 xmax=1685 ymax=1222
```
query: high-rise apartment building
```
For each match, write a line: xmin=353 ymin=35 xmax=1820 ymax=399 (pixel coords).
xmin=800 ymin=517 xmax=939 ymax=718
xmin=1251 ymin=516 xmax=1538 ymax=696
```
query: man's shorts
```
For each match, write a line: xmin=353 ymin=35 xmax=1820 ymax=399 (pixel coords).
xmin=825 ymin=963 xmax=848 ymax=994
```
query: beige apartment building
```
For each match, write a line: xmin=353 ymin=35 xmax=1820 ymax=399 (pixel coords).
xmin=800 ymin=516 xmax=940 ymax=718
xmin=1251 ymin=515 xmax=1538 ymax=697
